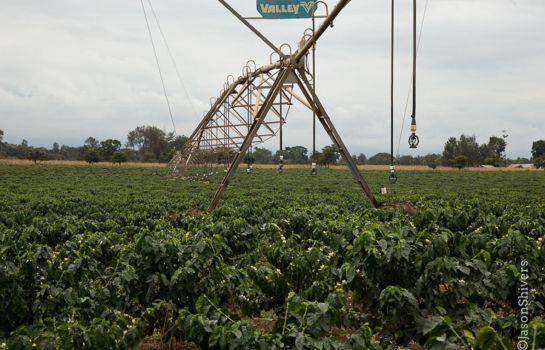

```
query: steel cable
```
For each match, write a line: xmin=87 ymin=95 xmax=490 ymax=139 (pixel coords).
xmin=146 ymin=0 xmax=200 ymax=121
xmin=139 ymin=0 xmax=177 ymax=135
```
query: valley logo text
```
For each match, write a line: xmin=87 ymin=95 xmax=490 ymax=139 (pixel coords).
xmin=257 ymin=0 xmax=317 ymax=19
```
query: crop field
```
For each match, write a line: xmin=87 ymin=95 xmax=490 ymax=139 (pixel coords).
xmin=1 ymin=164 xmax=544 ymax=349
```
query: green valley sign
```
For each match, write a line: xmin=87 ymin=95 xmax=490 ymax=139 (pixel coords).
xmin=257 ymin=0 xmax=317 ymax=19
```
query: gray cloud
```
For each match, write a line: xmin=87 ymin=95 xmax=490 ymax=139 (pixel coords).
xmin=0 ymin=0 xmax=543 ymax=158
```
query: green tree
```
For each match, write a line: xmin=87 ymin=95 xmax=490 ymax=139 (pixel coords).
xmin=60 ymin=145 xmax=83 ymax=161
xmin=534 ymin=156 xmax=545 ymax=169
xmin=455 ymin=155 xmax=468 ymax=170
xmin=487 ymin=136 xmax=507 ymax=160
xmin=398 ymin=155 xmax=415 ymax=165
xmin=443 ymin=135 xmax=482 ymax=167
xmin=481 ymin=136 xmax=507 ymax=166
xmin=368 ymin=153 xmax=391 ymax=165
xmin=52 ymin=142 xmax=60 ymax=153
xmin=0 ymin=130 xmax=4 ymax=155
xmin=112 ymin=151 xmax=128 ymax=165
xmin=458 ymin=135 xmax=480 ymax=166
xmin=423 ymin=154 xmax=442 ymax=169
xmin=99 ymin=139 xmax=122 ymax=162
xmin=85 ymin=149 xmax=100 ymax=164
xmin=442 ymin=137 xmax=458 ymax=166
xmin=274 ymin=146 xmax=309 ymax=164
xmin=532 ymin=140 xmax=545 ymax=159
xmin=214 ymin=147 xmax=235 ymax=164
xmin=243 ymin=152 xmax=255 ymax=165
xmin=141 ymin=151 xmax=157 ymax=163
xmin=319 ymin=145 xmax=340 ymax=167
xmin=356 ymin=153 xmax=367 ymax=165
xmin=168 ymin=133 xmax=188 ymax=150
xmin=165 ymin=133 xmax=189 ymax=161
xmin=28 ymin=149 xmax=46 ymax=164
xmin=127 ymin=126 xmax=169 ymax=162
xmin=84 ymin=137 xmax=99 ymax=149
xmin=252 ymin=147 xmax=273 ymax=164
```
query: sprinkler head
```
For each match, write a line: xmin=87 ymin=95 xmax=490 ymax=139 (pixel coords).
xmin=408 ymin=134 xmax=420 ymax=149
xmin=409 ymin=116 xmax=419 ymax=149
xmin=389 ymin=168 xmax=398 ymax=184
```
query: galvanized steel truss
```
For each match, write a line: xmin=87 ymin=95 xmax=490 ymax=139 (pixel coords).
xmin=168 ymin=0 xmax=379 ymax=211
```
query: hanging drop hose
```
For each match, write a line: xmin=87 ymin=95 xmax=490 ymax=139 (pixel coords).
xmin=311 ymin=10 xmax=318 ymax=176
xmin=396 ymin=0 xmax=428 ymax=156
xmin=408 ymin=0 xmax=420 ymax=149
xmin=389 ymin=0 xmax=397 ymax=184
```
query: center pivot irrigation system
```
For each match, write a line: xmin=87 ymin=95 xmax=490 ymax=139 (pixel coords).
xmin=166 ymin=0 xmax=422 ymax=212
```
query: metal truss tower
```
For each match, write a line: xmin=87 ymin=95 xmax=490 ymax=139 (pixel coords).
xmin=168 ymin=0 xmax=380 ymax=211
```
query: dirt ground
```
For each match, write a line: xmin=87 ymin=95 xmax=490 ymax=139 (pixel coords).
xmin=0 ymin=159 xmax=538 ymax=172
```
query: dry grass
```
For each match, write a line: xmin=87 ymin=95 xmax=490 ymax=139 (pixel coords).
xmin=247 ymin=164 xmax=538 ymax=172
xmin=0 ymin=159 xmax=538 ymax=172
xmin=0 ymin=159 xmax=166 ymax=167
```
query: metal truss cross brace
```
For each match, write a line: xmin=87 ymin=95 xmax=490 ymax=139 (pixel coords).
xmin=208 ymin=68 xmax=292 ymax=211
xmin=205 ymin=66 xmax=379 ymax=211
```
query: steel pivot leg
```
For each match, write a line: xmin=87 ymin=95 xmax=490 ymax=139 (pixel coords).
xmin=208 ymin=68 xmax=292 ymax=211
xmin=295 ymin=68 xmax=379 ymax=208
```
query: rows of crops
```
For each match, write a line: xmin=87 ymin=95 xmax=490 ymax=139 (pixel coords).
xmin=1 ymin=164 xmax=544 ymax=349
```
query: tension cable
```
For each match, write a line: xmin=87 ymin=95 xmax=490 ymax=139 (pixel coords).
xmin=139 ymin=0 xmax=177 ymax=135
xmin=389 ymin=0 xmax=398 ymax=184
xmin=146 ymin=0 xmax=199 ymax=120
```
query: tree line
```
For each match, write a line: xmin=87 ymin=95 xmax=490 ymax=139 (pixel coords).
xmin=1 ymin=128 xmax=543 ymax=168
xmin=441 ymin=134 xmax=545 ymax=169
xmin=0 ymin=127 xmax=187 ymax=164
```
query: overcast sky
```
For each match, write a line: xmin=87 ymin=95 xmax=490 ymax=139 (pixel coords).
xmin=1 ymin=0 xmax=544 ymax=158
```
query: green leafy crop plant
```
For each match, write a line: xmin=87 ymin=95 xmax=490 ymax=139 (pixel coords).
xmin=0 ymin=164 xmax=544 ymax=349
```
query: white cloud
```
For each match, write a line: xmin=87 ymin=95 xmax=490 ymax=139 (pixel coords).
xmin=0 ymin=0 xmax=543 ymax=157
